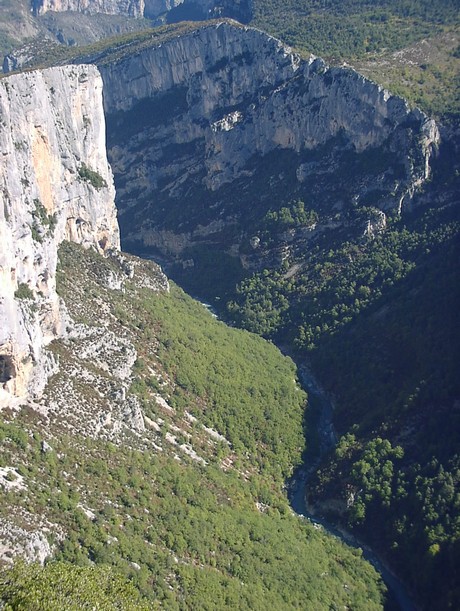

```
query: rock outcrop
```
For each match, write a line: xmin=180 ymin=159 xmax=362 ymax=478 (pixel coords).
xmin=32 ymin=0 xmax=145 ymax=17
xmin=99 ymin=21 xmax=439 ymax=260
xmin=0 ymin=64 xmax=119 ymax=407
xmin=31 ymin=0 xmax=251 ymax=21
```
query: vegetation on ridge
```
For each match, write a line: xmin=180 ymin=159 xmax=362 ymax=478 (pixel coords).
xmin=220 ymin=139 xmax=460 ymax=607
xmin=251 ymin=0 xmax=460 ymax=119
xmin=253 ymin=0 xmax=459 ymax=59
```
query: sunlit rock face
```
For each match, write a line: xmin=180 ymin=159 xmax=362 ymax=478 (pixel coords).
xmin=31 ymin=0 xmax=252 ymax=21
xmin=99 ymin=21 xmax=438 ymax=258
xmin=0 ymin=64 xmax=119 ymax=407
xmin=31 ymin=0 xmax=145 ymax=17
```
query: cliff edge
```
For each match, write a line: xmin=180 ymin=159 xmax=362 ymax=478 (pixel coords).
xmin=99 ymin=22 xmax=439 ymax=260
xmin=0 ymin=64 xmax=119 ymax=407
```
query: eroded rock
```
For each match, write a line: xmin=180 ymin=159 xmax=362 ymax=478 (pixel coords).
xmin=0 ymin=64 xmax=119 ymax=408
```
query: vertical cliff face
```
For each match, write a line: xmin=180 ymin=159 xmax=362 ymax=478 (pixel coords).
xmin=99 ymin=22 xmax=438 ymax=260
xmin=31 ymin=0 xmax=251 ymax=21
xmin=32 ymin=0 xmax=145 ymax=17
xmin=101 ymin=23 xmax=299 ymax=113
xmin=0 ymin=64 xmax=119 ymax=407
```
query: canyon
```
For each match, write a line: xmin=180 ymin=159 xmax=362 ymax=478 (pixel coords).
xmin=0 ymin=21 xmax=439 ymax=411
xmin=0 ymin=13 xmax=457 ymax=610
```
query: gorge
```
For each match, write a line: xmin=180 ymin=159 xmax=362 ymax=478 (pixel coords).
xmin=0 ymin=54 xmax=389 ymax=610
xmin=0 ymin=10 xmax=458 ymax=611
xmin=98 ymin=21 xmax=438 ymax=268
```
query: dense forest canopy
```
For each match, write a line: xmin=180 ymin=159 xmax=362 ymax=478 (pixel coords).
xmin=253 ymin=0 xmax=459 ymax=58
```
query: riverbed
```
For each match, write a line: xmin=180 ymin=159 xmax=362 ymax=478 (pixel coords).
xmin=190 ymin=297 xmax=418 ymax=610
xmin=290 ymin=365 xmax=418 ymax=611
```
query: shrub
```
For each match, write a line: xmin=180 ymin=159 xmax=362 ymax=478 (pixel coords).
xmin=78 ymin=163 xmax=107 ymax=190
xmin=14 ymin=283 xmax=34 ymax=300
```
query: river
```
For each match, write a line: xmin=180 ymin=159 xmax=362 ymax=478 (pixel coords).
xmin=192 ymin=298 xmax=418 ymax=610
xmin=289 ymin=365 xmax=418 ymax=611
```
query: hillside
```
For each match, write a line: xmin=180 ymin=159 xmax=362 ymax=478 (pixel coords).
xmin=0 ymin=241 xmax=386 ymax=609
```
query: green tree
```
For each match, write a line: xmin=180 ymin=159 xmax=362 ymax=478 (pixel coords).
xmin=0 ymin=561 xmax=153 ymax=610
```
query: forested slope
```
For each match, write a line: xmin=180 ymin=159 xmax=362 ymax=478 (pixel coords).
xmin=224 ymin=112 xmax=460 ymax=609
xmin=253 ymin=0 xmax=458 ymax=59
xmin=0 ymin=243 xmax=385 ymax=609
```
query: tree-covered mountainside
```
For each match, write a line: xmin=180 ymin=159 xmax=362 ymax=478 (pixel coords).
xmin=217 ymin=130 xmax=460 ymax=608
xmin=253 ymin=0 xmax=458 ymax=59
xmin=0 ymin=243 xmax=385 ymax=609
xmin=0 ymin=561 xmax=152 ymax=610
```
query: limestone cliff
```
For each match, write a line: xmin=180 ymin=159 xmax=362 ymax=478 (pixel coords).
xmin=0 ymin=64 xmax=119 ymax=407
xmin=32 ymin=0 xmax=145 ymax=17
xmin=31 ymin=0 xmax=251 ymax=21
xmin=99 ymin=21 xmax=438 ymax=260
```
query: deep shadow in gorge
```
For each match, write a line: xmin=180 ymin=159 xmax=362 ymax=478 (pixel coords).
xmin=99 ymin=22 xmax=458 ymax=610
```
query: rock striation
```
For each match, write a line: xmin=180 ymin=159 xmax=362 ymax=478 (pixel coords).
xmin=0 ymin=64 xmax=119 ymax=408
xmin=99 ymin=21 xmax=439 ymax=259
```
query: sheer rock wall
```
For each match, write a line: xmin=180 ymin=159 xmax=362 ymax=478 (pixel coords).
xmin=0 ymin=64 xmax=119 ymax=407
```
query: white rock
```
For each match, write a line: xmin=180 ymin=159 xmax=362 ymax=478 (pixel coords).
xmin=41 ymin=440 xmax=53 ymax=453
xmin=25 ymin=532 xmax=52 ymax=565
xmin=100 ymin=22 xmax=439 ymax=254
xmin=122 ymin=396 xmax=145 ymax=433
xmin=0 ymin=65 xmax=119 ymax=409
